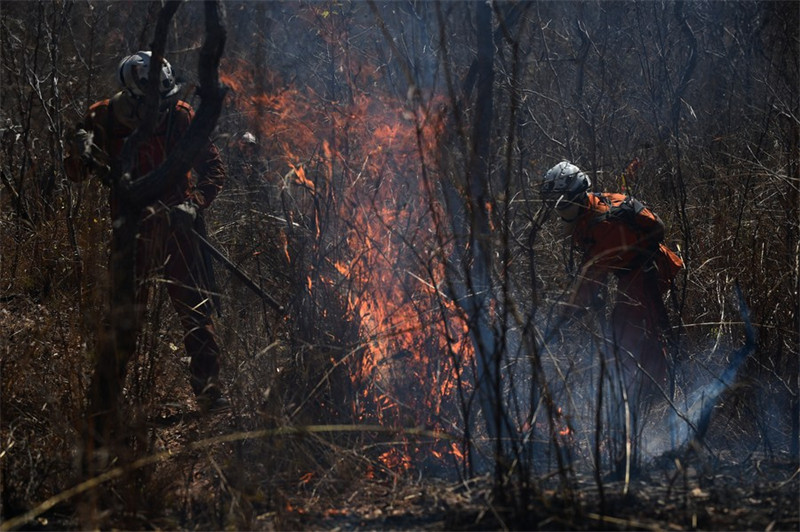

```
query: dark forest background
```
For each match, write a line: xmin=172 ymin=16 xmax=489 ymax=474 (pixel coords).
xmin=1 ymin=1 xmax=798 ymax=530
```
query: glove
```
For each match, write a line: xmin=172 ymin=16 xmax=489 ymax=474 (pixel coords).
xmin=68 ymin=128 xmax=109 ymax=171
xmin=71 ymin=129 xmax=97 ymax=162
xmin=70 ymin=128 xmax=91 ymax=158
xmin=170 ymin=201 xmax=198 ymax=232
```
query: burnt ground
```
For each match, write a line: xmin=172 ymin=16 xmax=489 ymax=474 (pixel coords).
xmin=167 ymin=402 xmax=800 ymax=531
xmin=1 ymin=290 xmax=797 ymax=532
xmin=292 ymin=457 xmax=799 ymax=531
xmin=2 ymin=394 xmax=798 ymax=532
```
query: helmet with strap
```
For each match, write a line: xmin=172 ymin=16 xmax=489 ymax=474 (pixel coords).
xmin=541 ymin=161 xmax=591 ymax=207
xmin=117 ymin=51 xmax=179 ymax=99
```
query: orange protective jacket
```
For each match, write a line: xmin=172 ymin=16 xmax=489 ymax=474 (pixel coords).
xmin=65 ymin=98 xmax=225 ymax=212
xmin=570 ymin=192 xmax=667 ymax=308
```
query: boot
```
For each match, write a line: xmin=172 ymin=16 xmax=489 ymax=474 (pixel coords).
xmin=195 ymin=378 xmax=230 ymax=413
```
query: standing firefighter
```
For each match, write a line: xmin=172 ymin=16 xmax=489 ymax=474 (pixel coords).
xmin=65 ymin=51 xmax=228 ymax=413
xmin=541 ymin=161 xmax=683 ymax=398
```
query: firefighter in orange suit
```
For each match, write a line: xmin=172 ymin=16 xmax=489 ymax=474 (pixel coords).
xmin=541 ymin=161 xmax=683 ymax=397
xmin=65 ymin=51 xmax=228 ymax=412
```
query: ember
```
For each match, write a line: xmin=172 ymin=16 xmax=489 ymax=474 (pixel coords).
xmin=2 ymin=2 xmax=796 ymax=530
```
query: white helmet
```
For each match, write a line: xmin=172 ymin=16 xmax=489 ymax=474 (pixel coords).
xmin=541 ymin=161 xmax=591 ymax=207
xmin=117 ymin=51 xmax=179 ymax=99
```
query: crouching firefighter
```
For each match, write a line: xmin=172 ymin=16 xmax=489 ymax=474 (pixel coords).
xmin=540 ymin=161 xmax=684 ymax=400
xmin=64 ymin=51 xmax=229 ymax=422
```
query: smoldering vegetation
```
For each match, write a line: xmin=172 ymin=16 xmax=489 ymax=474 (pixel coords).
xmin=1 ymin=1 xmax=798 ymax=530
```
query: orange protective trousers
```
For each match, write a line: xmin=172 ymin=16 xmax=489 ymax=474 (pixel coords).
xmin=136 ymin=211 xmax=220 ymax=396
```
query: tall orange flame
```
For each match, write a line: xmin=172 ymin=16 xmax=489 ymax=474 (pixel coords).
xmin=221 ymin=52 xmax=472 ymax=469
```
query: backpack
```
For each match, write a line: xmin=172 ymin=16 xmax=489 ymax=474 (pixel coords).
xmin=593 ymin=193 xmax=684 ymax=288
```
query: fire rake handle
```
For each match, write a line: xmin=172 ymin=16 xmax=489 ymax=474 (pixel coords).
xmin=191 ymin=229 xmax=284 ymax=313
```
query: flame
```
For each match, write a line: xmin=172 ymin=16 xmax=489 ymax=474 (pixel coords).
xmin=222 ymin=44 xmax=472 ymax=472
xmin=555 ymin=407 xmax=573 ymax=438
xmin=450 ymin=442 xmax=465 ymax=461
xmin=284 ymin=502 xmax=306 ymax=514
xmin=379 ymin=447 xmax=412 ymax=472
xmin=290 ymin=164 xmax=314 ymax=192
xmin=279 ymin=230 xmax=291 ymax=264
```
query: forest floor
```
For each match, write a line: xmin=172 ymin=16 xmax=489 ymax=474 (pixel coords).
xmin=2 ymin=297 xmax=798 ymax=531
xmin=293 ymin=459 xmax=799 ymax=531
xmin=12 ymin=406 xmax=796 ymax=532
xmin=157 ymin=403 xmax=800 ymax=531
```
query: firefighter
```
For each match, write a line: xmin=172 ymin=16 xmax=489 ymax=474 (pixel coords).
xmin=541 ymin=161 xmax=683 ymax=397
xmin=65 ymin=51 xmax=228 ymax=412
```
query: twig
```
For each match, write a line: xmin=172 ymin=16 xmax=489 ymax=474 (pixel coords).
xmin=585 ymin=512 xmax=661 ymax=531
xmin=0 ymin=424 xmax=455 ymax=531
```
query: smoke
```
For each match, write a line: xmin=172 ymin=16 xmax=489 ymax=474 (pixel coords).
xmin=668 ymin=284 xmax=757 ymax=451
xmin=507 ymin=284 xmax=759 ymax=477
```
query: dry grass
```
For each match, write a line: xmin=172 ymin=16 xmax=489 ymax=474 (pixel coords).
xmin=2 ymin=1 xmax=798 ymax=529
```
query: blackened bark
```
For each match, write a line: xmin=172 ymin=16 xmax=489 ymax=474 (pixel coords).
xmin=468 ymin=0 xmax=502 ymax=468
